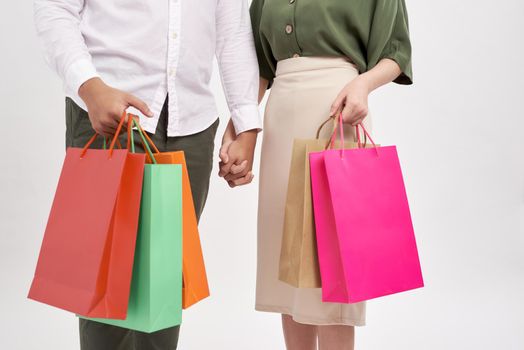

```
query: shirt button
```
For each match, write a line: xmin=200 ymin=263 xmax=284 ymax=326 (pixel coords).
xmin=285 ymin=25 xmax=293 ymax=34
xmin=172 ymin=32 xmax=178 ymax=39
xmin=169 ymin=68 xmax=176 ymax=77
xmin=292 ymin=53 xmax=300 ymax=58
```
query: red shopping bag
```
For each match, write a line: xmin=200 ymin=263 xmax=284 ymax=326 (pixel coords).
xmin=310 ymin=116 xmax=424 ymax=303
xmin=28 ymin=115 xmax=146 ymax=319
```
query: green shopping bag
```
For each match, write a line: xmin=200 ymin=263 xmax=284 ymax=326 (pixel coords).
xmin=81 ymin=120 xmax=183 ymax=333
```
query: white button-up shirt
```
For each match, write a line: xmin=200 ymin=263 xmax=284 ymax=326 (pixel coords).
xmin=34 ymin=0 xmax=261 ymax=136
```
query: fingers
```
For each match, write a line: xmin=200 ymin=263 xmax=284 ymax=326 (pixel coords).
xmin=98 ymin=124 xmax=118 ymax=138
xmin=219 ymin=141 xmax=232 ymax=165
xmin=91 ymin=113 xmax=119 ymax=137
xmin=126 ymin=94 xmax=153 ymax=117
xmin=349 ymin=110 xmax=368 ymax=126
xmin=230 ymin=160 xmax=248 ymax=175
xmin=352 ymin=116 xmax=365 ymax=127
xmin=353 ymin=103 xmax=368 ymax=125
xmin=341 ymin=103 xmax=353 ymax=124
xmin=341 ymin=100 xmax=368 ymax=125
xmin=219 ymin=159 xmax=234 ymax=178
xmin=330 ymin=89 xmax=347 ymax=116
xmin=217 ymin=137 xmax=256 ymax=186
xmin=220 ymin=160 xmax=249 ymax=180
xmin=224 ymin=162 xmax=249 ymax=181
xmin=228 ymin=172 xmax=255 ymax=188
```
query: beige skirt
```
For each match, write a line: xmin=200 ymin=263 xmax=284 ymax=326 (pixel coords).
xmin=256 ymin=57 xmax=370 ymax=326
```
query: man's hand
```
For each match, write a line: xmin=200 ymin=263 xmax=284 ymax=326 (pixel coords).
xmin=218 ymin=122 xmax=257 ymax=188
xmin=78 ymin=77 xmax=153 ymax=137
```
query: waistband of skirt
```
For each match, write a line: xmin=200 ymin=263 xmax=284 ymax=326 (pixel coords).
xmin=275 ymin=56 xmax=359 ymax=77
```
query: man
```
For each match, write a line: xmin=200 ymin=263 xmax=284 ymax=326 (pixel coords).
xmin=34 ymin=0 xmax=259 ymax=348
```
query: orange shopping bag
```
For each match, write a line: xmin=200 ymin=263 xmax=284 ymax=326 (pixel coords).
xmin=133 ymin=119 xmax=210 ymax=309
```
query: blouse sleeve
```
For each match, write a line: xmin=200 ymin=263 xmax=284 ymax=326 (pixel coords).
xmin=249 ymin=0 xmax=276 ymax=88
xmin=367 ymin=0 xmax=413 ymax=85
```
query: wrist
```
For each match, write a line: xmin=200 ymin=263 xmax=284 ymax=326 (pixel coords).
xmin=237 ymin=129 xmax=258 ymax=144
xmin=354 ymin=74 xmax=374 ymax=93
xmin=78 ymin=77 xmax=105 ymax=102
xmin=221 ymin=118 xmax=236 ymax=143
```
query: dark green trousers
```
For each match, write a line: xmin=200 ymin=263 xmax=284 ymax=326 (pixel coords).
xmin=66 ymin=98 xmax=219 ymax=350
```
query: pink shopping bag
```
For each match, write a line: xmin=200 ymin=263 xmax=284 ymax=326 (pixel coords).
xmin=310 ymin=116 xmax=423 ymax=303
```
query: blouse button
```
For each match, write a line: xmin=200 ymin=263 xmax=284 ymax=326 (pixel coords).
xmin=285 ymin=25 xmax=293 ymax=34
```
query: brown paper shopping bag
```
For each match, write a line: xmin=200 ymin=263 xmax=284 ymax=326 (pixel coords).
xmin=279 ymin=117 xmax=360 ymax=288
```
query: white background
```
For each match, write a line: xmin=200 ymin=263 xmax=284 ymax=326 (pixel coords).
xmin=1 ymin=1 xmax=523 ymax=349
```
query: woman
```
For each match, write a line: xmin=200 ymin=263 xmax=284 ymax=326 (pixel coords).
xmin=221 ymin=0 xmax=412 ymax=348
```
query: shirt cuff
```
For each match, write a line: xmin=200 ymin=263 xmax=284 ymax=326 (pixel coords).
xmin=64 ymin=58 xmax=100 ymax=94
xmin=231 ymin=104 xmax=263 ymax=135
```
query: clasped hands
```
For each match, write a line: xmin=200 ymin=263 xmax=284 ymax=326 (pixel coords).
xmin=218 ymin=120 xmax=258 ymax=188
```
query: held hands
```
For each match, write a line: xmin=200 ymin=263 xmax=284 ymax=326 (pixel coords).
xmin=79 ymin=77 xmax=153 ymax=137
xmin=330 ymin=75 xmax=370 ymax=125
xmin=218 ymin=120 xmax=257 ymax=188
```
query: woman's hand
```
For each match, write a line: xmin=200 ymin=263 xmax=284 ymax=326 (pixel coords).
xmin=330 ymin=58 xmax=403 ymax=125
xmin=330 ymin=75 xmax=370 ymax=126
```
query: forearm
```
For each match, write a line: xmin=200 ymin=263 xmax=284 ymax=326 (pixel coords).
xmin=223 ymin=77 xmax=267 ymax=138
xmin=215 ymin=0 xmax=261 ymax=135
xmin=34 ymin=0 xmax=98 ymax=94
xmin=358 ymin=58 xmax=402 ymax=93
xmin=219 ymin=71 xmax=263 ymax=186
xmin=258 ymin=78 xmax=269 ymax=104
xmin=224 ymin=117 xmax=257 ymax=141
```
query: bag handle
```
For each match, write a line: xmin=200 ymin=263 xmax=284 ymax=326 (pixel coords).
xmin=123 ymin=113 xmax=158 ymax=163
xmin=315 ymin=115 xmax=338 ymax=150
xmin=315 ymin=115 xmax=335 ymax=140
xmin=103 ymin=137 xmax=123 ymax=150
xmin=80 ymin=111 xmax=127 ymax=158
xmin=126 ymin=115 xmax=135 ymax=153
xmin=129 ymin=116 xmax=160 ymax=154
xmin=316 ymin=114 xmax=369 ymax=150
xmin=130 ymin=118 xmax=158 ymax=164
xmin=329 ymin=113 xmax=377 ymax=157
xmin=354 ymin=121 xmax=375 ymax=149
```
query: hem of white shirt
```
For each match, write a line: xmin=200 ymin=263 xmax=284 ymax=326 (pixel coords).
xmin=230 ymin=104 xmax=263 ymax=135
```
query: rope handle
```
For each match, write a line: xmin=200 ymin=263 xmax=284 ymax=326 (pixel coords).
xmin=316 ymin=114 xmax=369 ymax=150
xmin=315 ymin=115 xmax=336 ymax=140
xmin=328 ymin=113 xmax=378 ymax=156
xmin=355 ymin=121 xmax=376 ymax=149
xmin=131 ymin=118 xmax=157 ymax=164
xmin=315 ymin=115 xmax=339 ymax=150
xmin=128 ymin=114 xmax=160 ymax=154
xmin=127 ymin=115 xmax=135 ymax=153
xmin=103 ymin=137 xmax=123 ymax=150
xmin=79 ymin=112 xmax=158 ymax=163
xmin=80 ymin=111 xmax=127 ymax=158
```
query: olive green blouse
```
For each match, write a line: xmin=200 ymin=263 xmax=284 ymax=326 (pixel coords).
xmin=250 ymin=0 xmax=413 ymax=86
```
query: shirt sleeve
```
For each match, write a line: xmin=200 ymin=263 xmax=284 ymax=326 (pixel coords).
xmin=367 ymin=0 xmax=413 ymax=85
xmin=34 ymin=0 xmax=100 ymax=94
xmin=215 ymin=0 xmax=262 ymax=135
xmin=249 ymin=0 xmax=276 ymax=88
